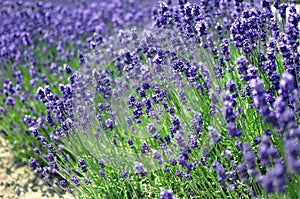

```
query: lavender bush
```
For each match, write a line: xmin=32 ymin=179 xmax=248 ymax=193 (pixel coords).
xmin=1 ymin=0 xmax=300 ymax=198
xmin=0 ymin=0 xmax=152 ymax=160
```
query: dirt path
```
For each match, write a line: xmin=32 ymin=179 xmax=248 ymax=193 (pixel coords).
xmin=0 ymin=137 xmax=72 ymax=199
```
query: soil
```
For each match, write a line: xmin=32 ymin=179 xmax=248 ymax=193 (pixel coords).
xmin=0 ymin=137 xmax=72 ymax=199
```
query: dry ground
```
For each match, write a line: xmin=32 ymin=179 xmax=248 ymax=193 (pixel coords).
xmin=0 ymin=137 xmax=72 ymax=199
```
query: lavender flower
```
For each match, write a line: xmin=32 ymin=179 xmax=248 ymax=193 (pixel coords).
xmin=243 ymin=143 xmax=256 ymax=170
xmin=29 ymin=157 xmax=39 ymax=171
xmin=208 ymin=126 xmax=222 ymax=145
xmin=190 ymin=112 xmax=203 ymax=133
xmin=237 ymin=163 xmax=249 ymax=183
xmin=134 ymin=162 xmax=148 ymax=177
xmin=159 ymin=189 xmax=176 ymax=199
xmin=213 ymin=161 xmax=226 ymax=187
xmin=284 ymin=137 xmax=300 ymax=174
xmin=195 ymin=20 xmax=208 ymax=37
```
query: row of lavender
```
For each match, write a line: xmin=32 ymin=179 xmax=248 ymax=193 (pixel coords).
xmin=0 ymin=0 xmax=152 ymax=162
xmin=1 ymin=0 xmax=300 ymax=198
xmin=0 ymin=0 xmax=154 ymax=196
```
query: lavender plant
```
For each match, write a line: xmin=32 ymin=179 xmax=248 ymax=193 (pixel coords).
xmin=1 ymin=0 xmax=300 ymax=199
xmin=0 ymin=0 xmax=152 ymax=160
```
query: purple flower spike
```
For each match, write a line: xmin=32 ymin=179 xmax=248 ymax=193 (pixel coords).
xmin=284 ymin=137 xmax=300 ymax=174
xmin=195 ymin=20 xmax=208 ymax=37
xmin=256 ymin=162 xmax=286 ymax=194
xmin=159 ymin=189 xmax=176 ymax=199
xmin=70 ymin=176 xmax=80 ymax=187
xmin=243 ymin=143 xmax=256 ymax=170
xmin=208 ymin=126 xmax=222 ymax=145
xmin=64 ymin=64 xmax=73 ymax=74
xmin=134 ymin=162 xmax=148 ymax=177
xmin=83 ymin=178 xmax=91 ymax=185
xmin=237 ymin=163 xmax=249 ymax=183
xmin=190 ymin=112 xmax=203 ymax=133
xmin=78 ymin=158 xmax=86 ymax=167
xmin=98 ymin=160 xmax=105 ymax=168
xmin=213 ymin=161 xmax=226 ymax=187
xmin=29 ymin=157 xmax=39 ymax=171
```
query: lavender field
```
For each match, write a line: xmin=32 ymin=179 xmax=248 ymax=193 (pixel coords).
xmin=1 ymin=0 xmax=300 ymax=199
